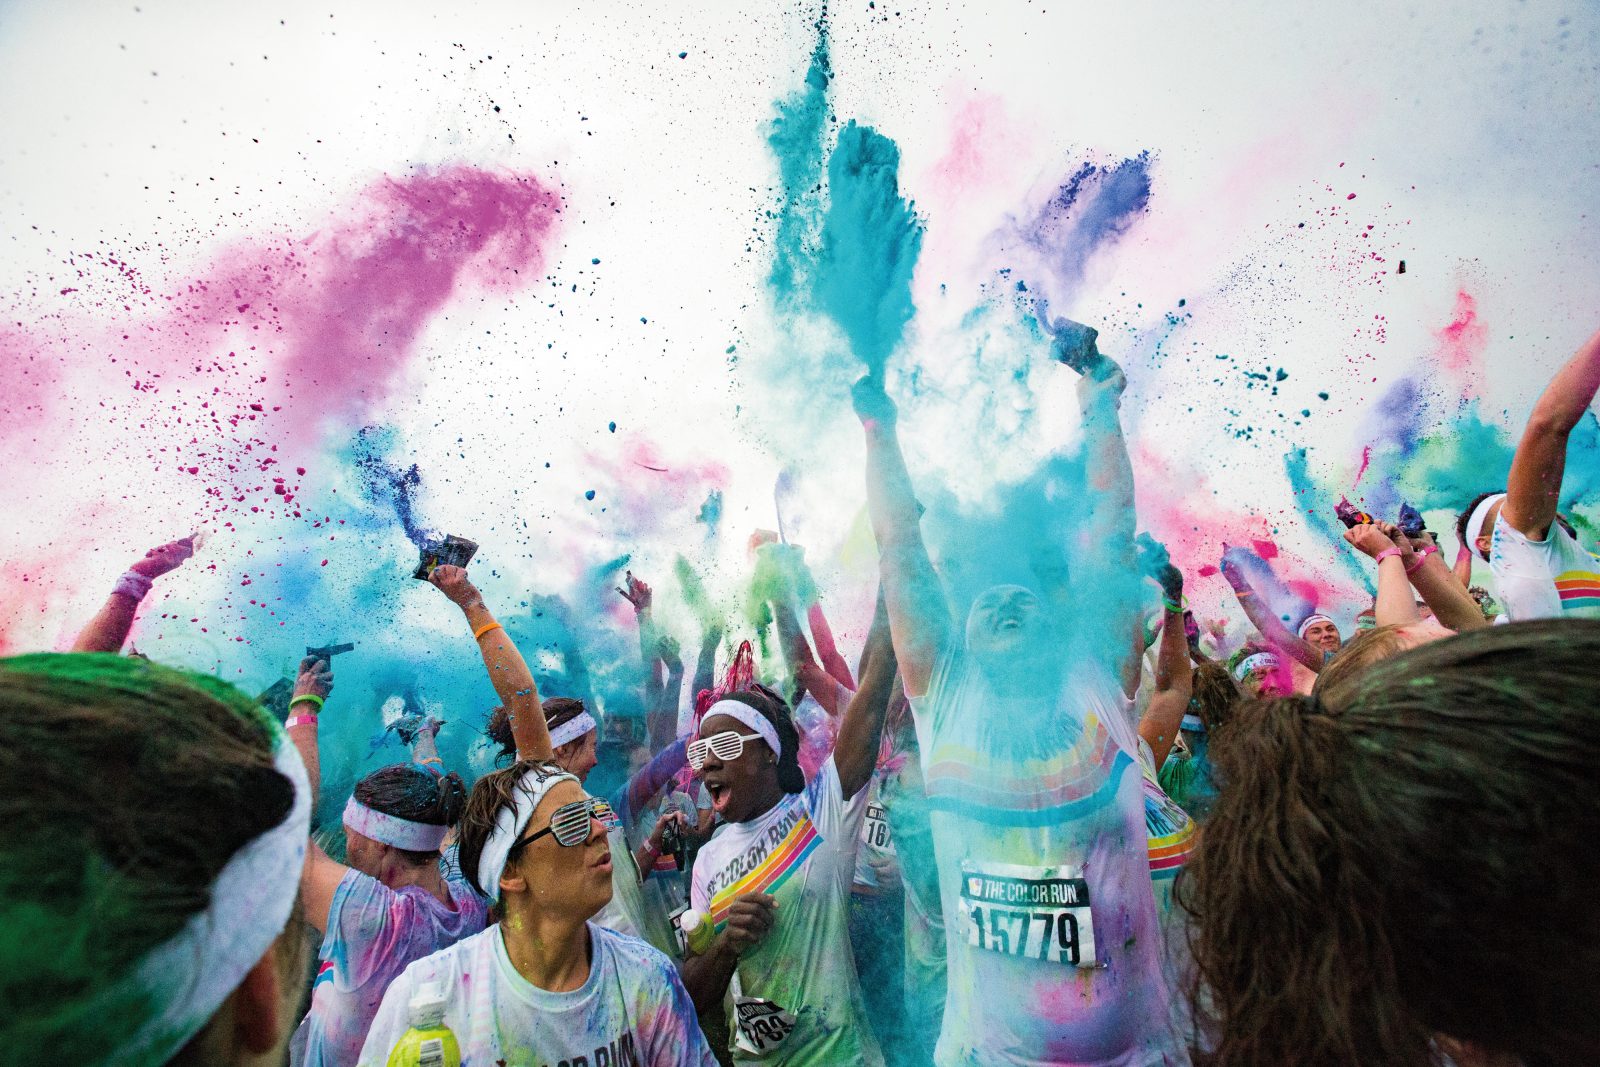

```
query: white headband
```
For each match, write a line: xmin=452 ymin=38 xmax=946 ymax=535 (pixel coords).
xmin=112 ymin=723 xmax=310 ymax=1066
xmin=1296 ymin=614 xmax=1334 ymax=639
xmin=474 ymin=763 xmax=580 ymax=902
xmin=1181 ymin=713 xmax=1206 ymax=732
xmin=1232 ymin=652 xmax=1280 ymax=683
xmin=342 ymin=795 xmax=450 ymax=853
xmin=548 ymin=710 xmax=598 ymax=749
xmin=1466 ymin=493 xmax=1507 ymax=560
xmin=701 ymin=698 xmax=781 ymax=758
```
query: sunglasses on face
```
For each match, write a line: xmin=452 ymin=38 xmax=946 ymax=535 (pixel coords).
xmin=510 ymin=796 xmax=619 ymax=854
xmin=687 ymin=730 xmax=765 ymax=771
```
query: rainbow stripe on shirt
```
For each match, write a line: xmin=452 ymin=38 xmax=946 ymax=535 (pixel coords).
xmin=708 ymin=815 xmax=821 ymax=931
xmin=924 ymin=712 xmax=1130 ymax=827
xmin=1555 ymin=569 xmax=1600 ymax=612
xmin=1143 ymin=773 xmax=1196 ymax=882
xmin=313 ymin=959 xmax=336 ymax=990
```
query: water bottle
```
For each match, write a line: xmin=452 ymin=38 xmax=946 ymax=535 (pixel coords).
xmin=386 ymin=981 xmax=461 ymax=1067
xmin=681 ymin=908 xmax=716 ymax=955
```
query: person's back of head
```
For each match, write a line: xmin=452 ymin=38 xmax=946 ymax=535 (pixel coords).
xmin=0 ymin=652 xmax=310 ymax=1067
xmin=1189 ymin=662 xmax=1241 ymax=733
xmin=1311 ymin=623 xmax=1422 ymax=699
xmin=1181 ymin=620 xmax=1600 ymax=1067
xmin=345 ymin=763 xmax=468 ymax=875
xmin=485 ymin=696 xmax=590 ymax=764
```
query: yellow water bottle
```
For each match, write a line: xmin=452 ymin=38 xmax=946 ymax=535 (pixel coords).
xmin=681 ymin=908 xmax=716 ymax=955
xmin=386 ymin=981 xmax=460 ymax=1067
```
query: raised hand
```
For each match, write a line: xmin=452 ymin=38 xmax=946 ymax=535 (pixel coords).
xmin=1135 ymin=532 xmax=1183 ymax=601
xmin=1344 ymin=523 xmax=1399 ymax=560
xmin=293 ymin=655 xmax=334 ymax=703
xmin=1220 ymin=545 xmax=1256 ymax=592
xmin=657 ymin=634 xmax=683 ymax=670
xmin=616 ymin=570 xmax=653 ymax=613
xmin=129 ymin=536 xmax=196 ymax=579
xmin=851 ymin=375 xmax=898 ymax=428
xmin=427 ymin=564 xmax=482 ymax=609
xmin=1075 ymin=356 xmax=1127 ymax=413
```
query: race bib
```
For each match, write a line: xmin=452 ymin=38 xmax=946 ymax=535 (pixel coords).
xmin=958 ymin=860 xmax=1096 ymax=967
xmin=733 ymin=996 xmax=796 ymax=1055
xmin=861 ymin=802 xmax=893 ymax=851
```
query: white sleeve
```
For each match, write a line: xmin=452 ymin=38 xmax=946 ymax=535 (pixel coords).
xmin=1489 ymin=515 xmax=1563 ymax=620
xmin=689 ymin=841 xmax=712 ymax=915
xmin=355 ymin=964 xmax=415 ymax=1067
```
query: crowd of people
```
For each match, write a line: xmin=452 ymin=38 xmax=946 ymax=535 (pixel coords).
xmin=5 ymin=320 xmax=1599 ymax=1067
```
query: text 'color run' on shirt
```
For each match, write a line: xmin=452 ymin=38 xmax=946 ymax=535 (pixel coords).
xmin=690 ymin=756 xmax=883 ymax=1067
xmin=911 ymin=651 xmax=1182 ymax=1067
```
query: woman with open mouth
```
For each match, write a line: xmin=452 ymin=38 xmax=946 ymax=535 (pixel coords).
xmin=679 ymin=591 xmax=899 ymax=1066
xmin=852 ymin=367 xmax=1184 ymax=1065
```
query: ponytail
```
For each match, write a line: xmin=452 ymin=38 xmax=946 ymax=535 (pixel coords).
xmin=353 ymin=764 xmax=467 ymax=863
xmin=434 ymin=770 xmax=468 ymax=827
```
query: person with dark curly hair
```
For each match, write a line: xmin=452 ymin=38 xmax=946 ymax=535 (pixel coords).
xmin=1154 ymin=662 xmax=1240 ymax=824
xmin=1180 ymin=619 xmax=1600 ymax=1067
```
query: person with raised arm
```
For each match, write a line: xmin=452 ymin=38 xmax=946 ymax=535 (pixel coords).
xmin=1120 ymin=535 xmax=1201 ymax=933
xmin=1456 ymin=324 xmax=1600 ymax=621
xmin=1220 ymin=547 xmax=1342 ymax=682
xmin=1136 ymin=536 xmax=1196 ymax=772
xmin=1155 ymin=662 xmax=1240 ymax=825
xmin=71 ymin=535 xmax=195 ymax=653
xmin=1342 ymin=523 xmax=1423 ymax=628
xmin=360 ymin=759 xmax=718 ymax=1067
xmin=773 ymin=573 xmax=851 ymax=718
xmin=680 ymin=588 xmax=898 ymax=1066
xmin=619 ymin=570 xmax=681 ymax=750
xmin=289 ymin=563 xmax=531 ymax=1067
xmin=853 ymin=367 xmax=1181 ymax=1066
xmin=486 ymin=569 xmax=702 ymax=957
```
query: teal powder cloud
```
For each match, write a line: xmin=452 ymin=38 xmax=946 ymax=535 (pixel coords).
xmin=816 ymin=120 xmax=924 ymax=376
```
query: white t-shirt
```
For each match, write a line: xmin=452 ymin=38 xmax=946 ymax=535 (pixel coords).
xmin=356 ymin=923 xmax=717 ymax=1067
xmin=1490 ymin=514 xmax=1600 ymax=620
xmin=292 ymin=862 xmax=487 ymax=1067
xmin=911 ymin=651 xmax=1180 ymax=1067
xmin=689 ymin=756 xmax=882 ymax=1066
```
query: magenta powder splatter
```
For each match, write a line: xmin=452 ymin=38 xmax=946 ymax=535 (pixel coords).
xmin=0 ymin=166 xmax=562 ymax=648
xmin=5 ymin=166 xmax=562 ymax=525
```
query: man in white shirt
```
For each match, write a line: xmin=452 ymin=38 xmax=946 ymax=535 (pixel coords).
xmin=1457 ymin=324 xmax=1600 ymax=621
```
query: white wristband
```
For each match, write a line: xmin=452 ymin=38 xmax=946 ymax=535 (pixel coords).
xmin=113 ymin=571 xmax=153 ymax=601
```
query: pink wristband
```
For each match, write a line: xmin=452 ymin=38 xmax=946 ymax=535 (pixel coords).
xmin=1373 ymin=548 xmax=1402 ymax=565
xmin=285 ymin=713 xmax=319 ymax=730
xmin=1419 ymin=543 xmax=1440 ymax=559
xmin=1405 ymin=554 xmax=1427 ymax=575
